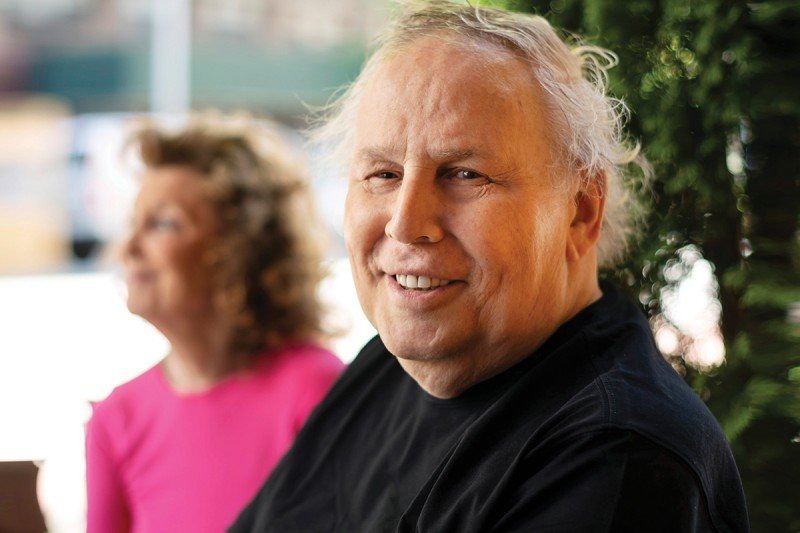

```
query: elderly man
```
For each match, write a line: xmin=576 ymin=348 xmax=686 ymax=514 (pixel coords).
xmin=232 ymin=1 xmax=748 ymax=531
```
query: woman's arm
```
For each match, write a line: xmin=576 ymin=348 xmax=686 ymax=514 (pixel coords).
xmin=85 ymin=410 xmax=131 ymax=533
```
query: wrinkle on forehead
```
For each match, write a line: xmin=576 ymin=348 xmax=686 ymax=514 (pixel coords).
xmin=355 ymin=145 xmax=510 ymax=173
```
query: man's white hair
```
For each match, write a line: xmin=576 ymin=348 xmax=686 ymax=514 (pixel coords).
xmin=311 ymin=0 xmax=650 ymax=268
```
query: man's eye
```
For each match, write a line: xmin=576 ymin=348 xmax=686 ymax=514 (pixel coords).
xmin=361 ymin=170 xmax=401 ymax=193
xmin=373 ymin=171 xmax=398 ymax=180
xmin=451 ymin=169 xmax=485 ymax=181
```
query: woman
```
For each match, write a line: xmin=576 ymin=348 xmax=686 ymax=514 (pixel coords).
xmin=86 ymin=118 xmax=344 ymax=532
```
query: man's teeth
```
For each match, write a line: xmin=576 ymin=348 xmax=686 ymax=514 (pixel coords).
xmin=395 ymin=274 xmax=450 ymax=290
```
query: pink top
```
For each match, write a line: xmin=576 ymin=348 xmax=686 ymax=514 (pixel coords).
xmin=86 ymin=343 xmax=343 ymax=533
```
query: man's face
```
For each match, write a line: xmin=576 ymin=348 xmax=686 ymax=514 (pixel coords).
xmin=344 ymin=37 xmax=577 ymax=388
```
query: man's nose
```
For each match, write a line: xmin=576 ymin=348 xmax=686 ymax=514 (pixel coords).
xmin=384 ymin=171 xmax=444 ymax=244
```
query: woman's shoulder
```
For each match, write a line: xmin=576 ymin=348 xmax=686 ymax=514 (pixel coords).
xmin=91 ymin=363 xmax=165 ymax=420
xmin=267 ymin=342 xmax=344 ymax=374
xmin=253 ymin=342 xmax=343 ymax=394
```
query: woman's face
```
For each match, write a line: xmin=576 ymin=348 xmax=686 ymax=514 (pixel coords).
xmin=121 ymin=166 xmax=220 ymax=331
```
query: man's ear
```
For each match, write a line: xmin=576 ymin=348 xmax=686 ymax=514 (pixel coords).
xmin=566 ymin=173 xmax=606 ymax=262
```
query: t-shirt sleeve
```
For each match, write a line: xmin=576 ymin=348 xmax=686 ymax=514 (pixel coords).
xmin=86 ymin=406 xmax=131 ymax=533
xmin=491 ymin=429 xmax=717 ymax=533
xmin=291 ymin=351 xmax=345 ymax=435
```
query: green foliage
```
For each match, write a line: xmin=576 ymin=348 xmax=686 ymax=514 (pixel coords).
xmin=723 ymin=377 xmax=785 ymax=440
xmin=492 ymin=0 xmax=800 ymax=528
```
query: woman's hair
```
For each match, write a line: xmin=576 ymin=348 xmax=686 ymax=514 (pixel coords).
xmin=311 ymin=0 xmax=651 ymax=268
xmin=130 ymin=115 xmax=328 ymax=361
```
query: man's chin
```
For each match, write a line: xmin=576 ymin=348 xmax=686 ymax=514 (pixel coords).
xmin=391 ymin=350 xmax=438 ymax=362
xmin=376 ymin=318 xmax=459 ymax=362
xmin=382 ymin=337 xmax=468 ymax=375
xmin=381 ymin=336 xmax=446 ymax=362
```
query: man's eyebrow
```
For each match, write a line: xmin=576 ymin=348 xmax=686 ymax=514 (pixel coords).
xmin=355 ymin=146 xmax=485 ymax=162
xmin=354 ymin=146 xmax=401 ymax=162
xmin=426 ymin=148 xmax=479 ymax=162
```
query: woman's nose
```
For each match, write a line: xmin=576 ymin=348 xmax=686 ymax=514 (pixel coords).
xmin=119 ymin=225 xmax=142 ymax=262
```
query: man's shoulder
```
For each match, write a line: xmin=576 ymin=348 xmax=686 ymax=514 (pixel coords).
xmin=546 ymin=284 xmax=727 ymax=456
xmin=486 ymin=286 xmax=747 ymax=532
xmin=579 ymin=318 xmax=731 ymax=480
xmin=516 ymin=321 xmax=748 ymax=532
xmin=593 ymin=353 xmax=718 ymax=447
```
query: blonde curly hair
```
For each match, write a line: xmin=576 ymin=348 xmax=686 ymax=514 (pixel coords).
xmin=131 ymin=116 xmax=328 ymax=361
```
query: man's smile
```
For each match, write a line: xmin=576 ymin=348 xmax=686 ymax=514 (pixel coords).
xmin=393 ymin=274 xmax=452 ymax=290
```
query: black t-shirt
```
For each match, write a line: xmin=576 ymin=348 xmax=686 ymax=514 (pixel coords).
xmin=231 ymin=283 xmax=749 ymax=532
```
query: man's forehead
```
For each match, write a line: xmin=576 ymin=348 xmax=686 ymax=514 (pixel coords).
xmin=373 ymin=35 xmax=528 ymax=92
xmin=349 ymin=34 xmax=553 ymax=169
xmin=386 ymin=32 xmax=521 ymax=72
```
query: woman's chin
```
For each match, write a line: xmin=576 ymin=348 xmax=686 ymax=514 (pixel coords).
xmin=125 ymin=299 xmax=155 ymax=321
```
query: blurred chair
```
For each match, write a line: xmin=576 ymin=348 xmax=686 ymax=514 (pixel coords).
xmin=0 ymin=461 xmax=47 ymax=533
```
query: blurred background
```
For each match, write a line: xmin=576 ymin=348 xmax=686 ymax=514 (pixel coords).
xmin=0 ymin=0 xmax=798 ymax=531
xmin=0 ymin=0 xmax=386 ymax=530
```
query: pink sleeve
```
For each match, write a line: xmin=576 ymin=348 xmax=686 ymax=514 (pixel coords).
xmin=86 ymin=408 xmax=131 ymax=533
xmin=291 ymin=353 xmax=344 ymax=435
